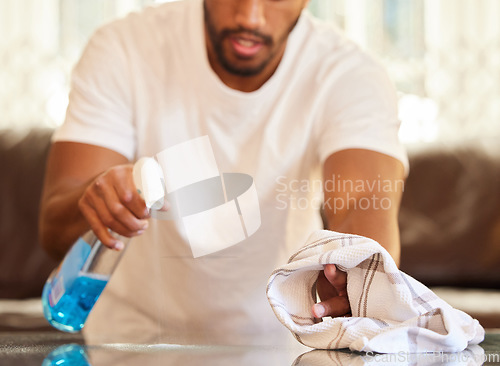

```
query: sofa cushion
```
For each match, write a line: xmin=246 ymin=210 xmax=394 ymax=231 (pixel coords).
xmin=399 ymin=147 xmax=500 ymax=288
xmin=0 ymin=129 xmax=57 ymax=299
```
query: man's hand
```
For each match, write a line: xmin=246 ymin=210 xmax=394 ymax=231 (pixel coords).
xmin=78 ymin=164 xmax=150 ymax=250
xmin=312 ymin=264 xmax=351 ymax=319
xmin=312 ymin=149 xmax=404 ymax=319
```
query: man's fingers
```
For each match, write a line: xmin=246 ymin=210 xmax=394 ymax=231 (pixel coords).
xmin=313 ymin=265 xmax=350 ymax=318
xmin=77 ymin=164 xmax=152 ymax=250
xmin=92 ymin=175 xmax=149 ymax=233
xmin=324 ymin=264 xmax=347 ymax=297
xmin=78 ymin=199 xmax=124 ymax=250
xmin=113 ymin=167 xmax=151 ymax=219
xmin=316 ymin=270 xmax=338 ymax=301
xmin=312 ymin=296 xmax=350 ymax=318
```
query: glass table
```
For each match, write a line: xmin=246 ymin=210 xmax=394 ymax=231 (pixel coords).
xmin=0 ymin=330 xmax=498 ymax=365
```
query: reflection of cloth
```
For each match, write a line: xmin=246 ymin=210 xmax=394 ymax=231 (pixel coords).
xmin=267 ymin=230 xmax=485 ymax=353
xmin=293 ymin=345 xmax=486 ymax=366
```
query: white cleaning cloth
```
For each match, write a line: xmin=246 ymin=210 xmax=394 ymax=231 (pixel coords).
xmin=266 ymin=230 xmax=484 ymax=353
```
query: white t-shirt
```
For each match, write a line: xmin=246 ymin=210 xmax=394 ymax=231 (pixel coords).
xmin=54 ymin=0 xmax=408 ymax=345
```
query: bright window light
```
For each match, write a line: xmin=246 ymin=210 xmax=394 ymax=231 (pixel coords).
xmin=398 ymin=94 xmax=439 ymax=144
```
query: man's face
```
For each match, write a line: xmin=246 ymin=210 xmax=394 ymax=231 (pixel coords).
xmin=204 ymin=0 xmax=309 ymax=77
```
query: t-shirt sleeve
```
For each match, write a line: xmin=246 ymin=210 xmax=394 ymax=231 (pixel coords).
xmin=317 ymin=62 xmax=409 ymax=175
xmin=52 ymin=24 xmax=136 ymax=161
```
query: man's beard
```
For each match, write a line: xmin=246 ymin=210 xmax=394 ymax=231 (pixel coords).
xmin=203 ymin=2 xmax=300 ymax=77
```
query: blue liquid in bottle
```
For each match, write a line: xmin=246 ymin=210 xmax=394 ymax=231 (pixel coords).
xmin=42 ymin=272 xmax=109 ymax=332
xmin=42 ymin=235 xmax=122 ymax=332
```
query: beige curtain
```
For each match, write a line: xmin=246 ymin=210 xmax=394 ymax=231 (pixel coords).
xmin=0 ymin=0 xmax=153 ymax=129
xmin=311 ymin=0 xmax=500 ymax=144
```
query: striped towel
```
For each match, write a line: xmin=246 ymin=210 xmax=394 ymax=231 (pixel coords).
xmin=266 ymin=230 xmax=485 ymax=353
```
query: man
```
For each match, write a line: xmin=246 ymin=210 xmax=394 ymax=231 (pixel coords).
xmin=39 ymin=0 xmax=407 ymax=345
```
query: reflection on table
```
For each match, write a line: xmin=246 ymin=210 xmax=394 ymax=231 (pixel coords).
xmin=0 ymin=331 xmax=499 ymax=366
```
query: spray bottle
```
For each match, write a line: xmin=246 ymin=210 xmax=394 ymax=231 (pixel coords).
xmin=41 ymin=157 xmax=164 ymax=332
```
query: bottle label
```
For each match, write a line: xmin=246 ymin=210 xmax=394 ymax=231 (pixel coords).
xmin=49 ymin=238 xmax=92 ymax=307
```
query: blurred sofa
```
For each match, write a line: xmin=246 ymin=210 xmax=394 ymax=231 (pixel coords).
xmin=399 ymin=144 xmax=500 ymax=328
xmin=0 ymin=128 xmax=499 ymax=331
xmin=0 ymin=128 xmax=57 ymax=299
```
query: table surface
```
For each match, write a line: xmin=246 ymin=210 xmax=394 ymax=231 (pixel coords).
xmin=0 ymin=330 xmax=499 ymax=366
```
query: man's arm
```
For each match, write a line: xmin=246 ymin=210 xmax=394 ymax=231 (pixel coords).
xmin=39 ymin=141 xmax=149 ymax=260
xmin=323 ymin=148 xmax=405 ymax=261
xmin=312 ymin=148 xmax=405 ymax=318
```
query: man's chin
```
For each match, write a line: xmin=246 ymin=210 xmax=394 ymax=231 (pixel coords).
xmin=220 ymin=58 xmax=269 ymax=77
xmin=225 ymin=66 xmax=265 ymax=77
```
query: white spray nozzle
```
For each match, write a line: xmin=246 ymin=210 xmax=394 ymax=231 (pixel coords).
xmin=132 ymin=157 xmax=165 ymax=210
